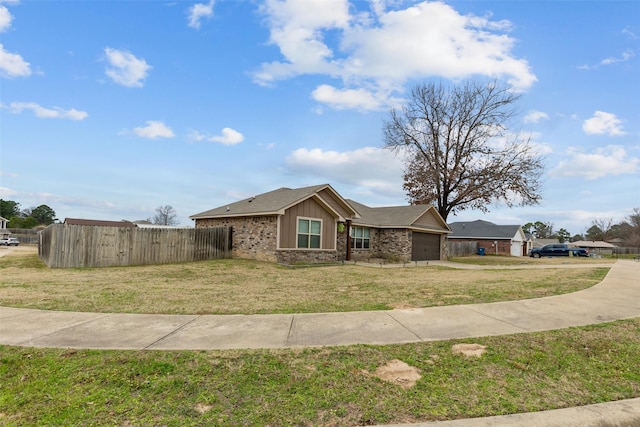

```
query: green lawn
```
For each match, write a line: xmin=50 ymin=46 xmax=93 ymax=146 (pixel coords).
xmin=2 ymin=320 xmax=639 ymax=426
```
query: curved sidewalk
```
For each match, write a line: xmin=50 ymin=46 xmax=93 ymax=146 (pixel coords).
xmin=1 ymin=260 xmax=638 ymax=351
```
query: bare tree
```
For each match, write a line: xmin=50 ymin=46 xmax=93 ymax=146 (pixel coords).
xmin=152 ymin=205 xmax=179 ymax=226
xmin=384 ymin=80 xmax=544 ymax=221
xmin=591 ymin=217 xmax=613 ymax=241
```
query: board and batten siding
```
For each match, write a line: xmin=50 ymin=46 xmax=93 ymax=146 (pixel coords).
xmin=317 ymin=188 xmax=354 ymax=220
xmin=413 ymin=209 xmax=447 ymax=230
xmin=279 ymin=198 xmax=336 ymax=249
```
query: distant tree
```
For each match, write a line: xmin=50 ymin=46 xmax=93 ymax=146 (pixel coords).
xmin=524 ymin=221 xmax=554 ymax=238
xmin=30 ymin=204 xmax=57 ymax=225
xmin=22 ymin=216 xmax=38 ymax=228
xmin=555 ymin=228 xmax=570 ymax=243
xmin=152 ymin=205 xmax=179 ymax=226
xmin=7 ymin=216 xmax=23 ymax=228
xmin=9 ymin=216 xmax=37 ymax=229
xmin=383 ymin=80 xmax=544 ymax=221
xmin=571 ymin=234 xmax=584 ymax=242
xmin=589 ymin=218 xmax=613 ymax=241
xmin=0 ymin=200 xmax=21 ymax=219
xmin=621 ymin=208 xmax=640 ymax=247
xmin=585 ymin=225 xmax=603 ymax=241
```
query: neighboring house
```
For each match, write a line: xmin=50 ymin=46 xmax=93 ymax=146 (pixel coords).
xmin=448 ymin=220 xmax=527 ymax=256
xmin=0 ymin=216 xmax=10 ymax=238
xmin=532 ymin=238 xmax=559 ymax=249
xmin=64 ymin=218 xmax=137 ymax=227
xmin=189 ymin=184 xmax=451 ymax=264
xmin=572 ymin=240 xmax=617 ymax=255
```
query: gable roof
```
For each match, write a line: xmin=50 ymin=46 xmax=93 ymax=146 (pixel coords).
xmin=448 ymin=220 xmax=522 ymax=239
xmin=347 ymin=200 xmax=450 ymax=233
xmin=190 ymin=184 xmax=358 ymax=221
xmin=64 ymin=218 xmax=137 ymax=227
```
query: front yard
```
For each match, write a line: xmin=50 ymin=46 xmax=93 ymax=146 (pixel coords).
xmin=0 ymin=246 xmax=610 ymax=315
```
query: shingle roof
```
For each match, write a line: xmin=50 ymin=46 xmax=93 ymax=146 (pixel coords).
xmin=347 ymin=200 xmax=450 ymax=232
xmin=190 ymin=184 xmax=357 ymax=220
xmin=64 ymin=218 xmax=137 ymax=227
xmin=572 ymin=240 xmax=617 ymax=248
xmin=448 ymin=220 xmax=521 ymax=239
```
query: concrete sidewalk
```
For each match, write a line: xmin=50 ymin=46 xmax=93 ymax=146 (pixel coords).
xmin=1 ymin=259 xmax=639 ymax=426
xmin=1 ymin=260 xmax=638 ymax=351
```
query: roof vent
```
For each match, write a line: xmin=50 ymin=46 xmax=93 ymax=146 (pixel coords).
xmin=248 ymin=196 xmax=255 ymax=202
xmin=226 ymin=206 xmax=230 ymax=211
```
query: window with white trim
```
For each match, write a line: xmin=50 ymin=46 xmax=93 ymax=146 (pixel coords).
xmin=297 ymin=218 xmax=322 ymax=249
xmin=350 ymin=226 xmax=370 ymax=249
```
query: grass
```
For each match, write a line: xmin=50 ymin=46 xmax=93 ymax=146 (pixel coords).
xmin=0 ymin=247 xmax=610 ymax=314
xmin=0 ymin=247 xmax=635 ymax=425
xmin=1 ymin=319 xmax=639 ymax=426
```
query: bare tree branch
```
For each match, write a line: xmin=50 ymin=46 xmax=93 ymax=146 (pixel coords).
xmin=384 ymin=80 xmax=544 ymax=220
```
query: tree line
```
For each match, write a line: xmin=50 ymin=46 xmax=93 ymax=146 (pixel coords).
xmin=524 ymin=209 xmax=640 ymax=247
xmin=0 ymin=200 xmax=57 ymax=228
xmin=0 ymin=200 xmax=180 ymax=228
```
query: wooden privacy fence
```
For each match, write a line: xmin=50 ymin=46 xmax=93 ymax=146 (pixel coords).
xmin=447 ymin=240 xmax=478 ymax=257
xmin=39 ymin=224 xmax=232 ymax=268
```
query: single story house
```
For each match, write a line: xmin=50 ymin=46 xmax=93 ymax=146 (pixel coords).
xmin=0 ymin=216 xmax=10 ymax=238
xmin=572 ymin=240 xmax=617 ymax=256
xmin=190 ymin=184 xmax=451 ymax=264
xmin=448 ymin=220 xmax=527 ymax=256
xmin=532 ymin=238 xmax=559 ymax=248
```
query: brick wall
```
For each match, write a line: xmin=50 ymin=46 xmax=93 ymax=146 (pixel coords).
xmin=276 ymin=249 xmax=339 ymax=264
xmin=196 ymin=216 xmax=278 ymax=262
xmin=448 ymin=238 xmax=512 ymax=256
xmin=351 ymin=228 xmax=412 ymax=262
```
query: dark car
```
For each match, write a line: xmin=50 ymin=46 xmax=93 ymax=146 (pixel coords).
xmin=529 ymin=243 xmax=589 ymax=258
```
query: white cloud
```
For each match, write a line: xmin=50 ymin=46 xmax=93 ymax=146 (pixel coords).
xmin=582 ymin=111 xmax=626 ymax=136
xmin=133 ymin=121 xmax=175 ymax=139
xmin=188 ymin=0 xmax=214 ymax=29
xmin=0 ymin=5 xmax=12 ymax=32
xmin=254 ymin=0 xmax=536 ymax=110
xmin=550 ymin=145 xmax=639 ymax=179
xmin=311 ymin=84 xmax=383 ymax=110
xmin=104 ymin=47 xmax=152 ymax=87
xmin=188 ymin=127 xmax=244 ymax=145
xmin=0 ymin=43 xmax=31 ymax=78
xmin=210 ymin=127 xmax=244 ymax=145
xmin=579 ymin=49 xmax=635 ymax=70
xmin=285 ymin=146 xmax=404 ymax=196
xmin=523 ymin=110 xmax=549 ymax=124
xmin=7 ymin=102 xmax=88 ymax=120
xmin=600 ymin=49 xmax=635 ymax=65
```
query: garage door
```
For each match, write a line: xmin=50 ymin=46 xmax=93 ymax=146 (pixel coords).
xmin=411 ymin=232 xmax=441 ymax=261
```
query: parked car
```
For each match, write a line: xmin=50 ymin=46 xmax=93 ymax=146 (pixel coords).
xmin=0 ymin=237 xmax=19 ymax=246
xmin=529 ymin=244 xmax=588 ymax=258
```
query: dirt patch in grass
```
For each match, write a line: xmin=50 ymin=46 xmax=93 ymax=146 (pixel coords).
xmin=0 ymin=247 xmax=610 ymax=315
xmin=452 ymin=343 xmax=487 ymax=358
xmin=367 ymin=359 xmax=422 ymax=389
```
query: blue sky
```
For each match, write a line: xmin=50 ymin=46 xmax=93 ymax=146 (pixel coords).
xmin=1 ymin=0 xmax=638 ymax=236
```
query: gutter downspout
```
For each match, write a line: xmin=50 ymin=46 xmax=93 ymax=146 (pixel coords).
xmin=346 ymin=219 xmax=352 ymax=261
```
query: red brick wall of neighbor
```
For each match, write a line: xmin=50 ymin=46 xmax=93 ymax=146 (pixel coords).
xmin=448 ymin=238 xmax=512 ymax=256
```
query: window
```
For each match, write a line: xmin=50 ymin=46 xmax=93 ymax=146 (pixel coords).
xmin=297 ymin=218 xmax=322 ymax=249
xmin=350 ymin=226 xmax=370 ymax=249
